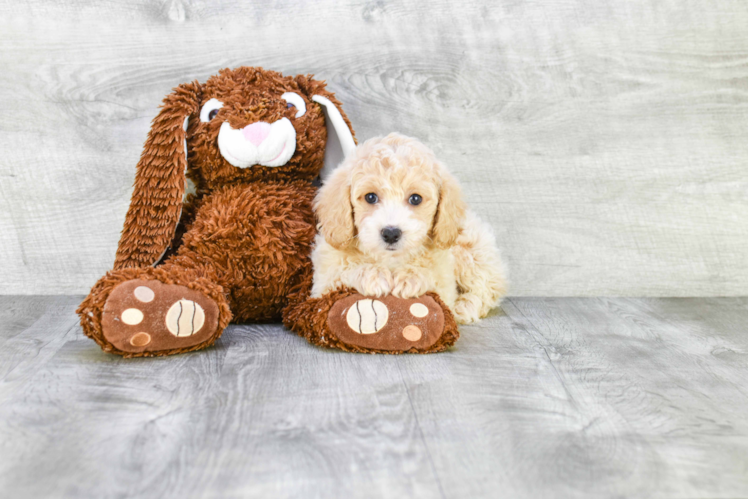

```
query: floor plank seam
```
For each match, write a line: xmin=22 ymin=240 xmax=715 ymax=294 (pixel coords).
xmin=505 ymin=298 xmax=581 ymax=409
xmin=395 ymin=360 xmax=446 ymax=499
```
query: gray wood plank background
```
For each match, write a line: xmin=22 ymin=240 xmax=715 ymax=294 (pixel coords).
xmin=1 ymin=0 xmax=747 ymax=296
xmin=1 ymin=296 xmax=747 ymax=497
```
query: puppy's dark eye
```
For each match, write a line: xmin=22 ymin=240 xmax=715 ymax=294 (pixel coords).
xmin=365 ymin=193 xmax=379 ymax=204
xmin=208 ymin=109 xmax=219 ymax=121
xmin=409 ymin=194 xmax=422 ymax=206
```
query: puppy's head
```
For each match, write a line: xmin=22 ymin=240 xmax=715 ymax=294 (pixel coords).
xmin=315 ymin=133 xmax=466 ymax=258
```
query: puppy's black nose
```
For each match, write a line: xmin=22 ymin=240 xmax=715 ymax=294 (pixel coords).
xmin=381 ymin=226 xmax=402 ymax=245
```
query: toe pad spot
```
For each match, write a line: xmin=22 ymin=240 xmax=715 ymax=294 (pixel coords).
xmin=402 ymin=325 xmax=422 ymax=341
xmin=134 ymin=286 xmax=155 ymax=303
xmin=121 ymin=308 xmax=143 ymax=325
xmin=409 ymin=303 xmax=429 ymax=318
xmin=129 ymin=332 xmax=151 ymax=347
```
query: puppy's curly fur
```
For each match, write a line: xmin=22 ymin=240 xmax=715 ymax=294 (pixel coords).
xmin=312 ymin=133 xmax=508 ymax=324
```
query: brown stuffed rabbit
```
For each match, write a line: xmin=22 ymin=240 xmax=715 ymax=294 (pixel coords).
xmin=78 ymin=66 xmax=459 ymax=357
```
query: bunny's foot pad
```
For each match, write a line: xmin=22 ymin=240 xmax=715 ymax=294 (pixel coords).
xmin=328 ymin=294 xmax=448 ymax=352
xmin=101 ymin=279 xmax=220 ymax=355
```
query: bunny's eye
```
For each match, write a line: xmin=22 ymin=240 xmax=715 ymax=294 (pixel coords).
xmin=200 ymin=98 xmax=224 ymax=123
xmin=365 ymin=193 xmax=378 ymax=204
xmin=282 ymin=92 xmax=306 ymax=118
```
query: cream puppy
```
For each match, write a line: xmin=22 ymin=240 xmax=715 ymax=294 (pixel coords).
xmin=311 ymin=133 xmax=507 ymax=324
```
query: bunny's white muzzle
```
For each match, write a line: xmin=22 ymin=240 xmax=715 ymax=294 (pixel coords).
xmin=217 ymin=118 xmax=297 ymax=168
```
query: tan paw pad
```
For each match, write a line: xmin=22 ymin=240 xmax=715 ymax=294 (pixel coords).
xmin=346 ymin=299 xmax=389 ymax=334
xmin=165 ymin=299 xmax=206 ymax=337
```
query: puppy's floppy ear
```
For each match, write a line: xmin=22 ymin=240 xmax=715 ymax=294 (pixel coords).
xmin=431 ymin=164 xmax=467 ymax=249
xmin=113 ymin=81 xmax=202 ymax=270
xmin=294 ymin=75 xmax=357 ymax=180
xmin=314 ymin=164 xmax=355 ymax=250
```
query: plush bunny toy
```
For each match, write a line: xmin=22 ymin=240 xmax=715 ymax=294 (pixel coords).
xmin=78 ymin=66 xmax=460 ymax=357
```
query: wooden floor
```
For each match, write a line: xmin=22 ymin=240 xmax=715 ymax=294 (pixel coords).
xmin=0 ymin=296 xmax=746 ymax=498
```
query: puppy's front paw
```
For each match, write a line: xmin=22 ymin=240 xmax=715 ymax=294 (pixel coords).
xmin=392 ymin=270 xmax=431 ymax=299
xmin=346 ymin=266 xmax=393 ymax=297
xmin=453 ymin=295 xmax=482 ymax=324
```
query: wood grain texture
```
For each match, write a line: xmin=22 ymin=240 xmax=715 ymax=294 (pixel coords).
xmin=1 ymin=296 xmax=747 ymax=497
xmin=1 ymin=0 xmax=748 ymax=295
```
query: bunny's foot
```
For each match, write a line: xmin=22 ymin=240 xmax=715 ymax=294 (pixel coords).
xmin=78 ymin=268 xmax=231 ymax=358
xmin=285 ymin=288 xmax=459 ymax=353
xmin=100 ymin=279 xmax=221 ymax=356
xmin=328 ymin=294 xmax=458 ymax=352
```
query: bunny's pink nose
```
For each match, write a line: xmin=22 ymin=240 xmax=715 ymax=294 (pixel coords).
xmin=242 ymin=122 xmax=271 ymax=146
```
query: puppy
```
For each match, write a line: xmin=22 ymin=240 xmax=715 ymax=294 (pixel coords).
xmin=311 ymin=133 xmax=507 ymax=324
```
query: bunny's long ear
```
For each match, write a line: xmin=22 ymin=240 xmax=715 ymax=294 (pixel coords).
xmin=113 ymin=81 xmax=202 ymax=270
xmin=311 ymin=95 xmax=356 ymax=181
xmin=293 ymin=75 xmax=357 ymax=179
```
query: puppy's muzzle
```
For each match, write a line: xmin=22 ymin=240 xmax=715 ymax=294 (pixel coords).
xmin=381 ymin=226 xmax=402 ymax=245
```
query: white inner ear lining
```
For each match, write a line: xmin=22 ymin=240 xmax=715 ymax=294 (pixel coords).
xmin=183 ymin=116 xmax=189 ymax=163
xmin=312 ymin=95 xmax=356 ymax=157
